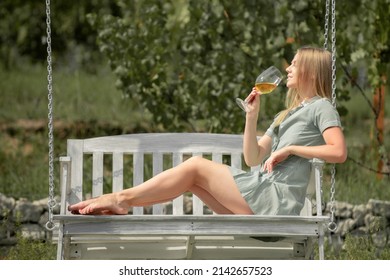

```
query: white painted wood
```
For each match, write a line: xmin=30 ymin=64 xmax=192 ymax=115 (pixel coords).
xmin=172 ymin=152 xmax=184 ymax=215
xmin=57 ymin=157 xmax=71 ymax=260
xmin=212 ymin=152 xmax=222 ymax=163
xmin=132 ymin=152 xmax=144 ymax=215
xmin=55 ymin=133 xmax=328 ymax=260
xmin=112 ymin=152 xmax=124 ymax=192
xmin=231 ymin=153 xmax=242 ymax=169
xmin=57 ymin=214 xmax=327 ymax=236
xmin=192 ymin=152 xmax=204 ymax=215
xmin=59 ymin=157 xmax=71 ymax=215
xmin=92 ymin=152 xmax=103 ymax=197
xmin=82 ymin=133 xmax=244 ymax=154
xmin=64 ymin=236 xmax=309 ymax=260
xmin=152 ymin=152 xmax=164 ymax=214
xmin=313 ymin=158 xmax=325 ymax=259
xmin=68 ymin=140 xmax=83 ymax=205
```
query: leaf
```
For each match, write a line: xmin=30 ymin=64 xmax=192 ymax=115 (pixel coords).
xmin=350 ymin=49 xmax=367 ymax=63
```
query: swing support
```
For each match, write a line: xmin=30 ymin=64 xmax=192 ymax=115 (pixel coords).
xmin=45 ymin=0 xmax=56 ymax=231
xmin=323 ymin=0 xmax=338 ymax=232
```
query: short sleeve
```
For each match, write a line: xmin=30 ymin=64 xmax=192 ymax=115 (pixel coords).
xmin=265 ymin=121 xmax=276 ymax=138
xmin=314 ymin=99 xmax=342 ymax=133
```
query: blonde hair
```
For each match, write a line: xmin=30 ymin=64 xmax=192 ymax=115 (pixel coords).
xmin=274 ymin=47 xmax=332 ymax=127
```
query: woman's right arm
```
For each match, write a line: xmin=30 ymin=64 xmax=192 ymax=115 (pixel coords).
xmin=243 ymin=88 xmax=272 ymax=166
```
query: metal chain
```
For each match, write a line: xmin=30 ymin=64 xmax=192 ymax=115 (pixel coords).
xmin=323 ymin=0 xmax=330 ymax=50
xmin=327 ymin=0 xmax=338 ymax=232
xmin=328 ymin=165 xmax=337 ymax=231
xmin=330 ymin=0 xmax=337 ymax=108
xmin=45 ymin=0 xmax=57 ymax=231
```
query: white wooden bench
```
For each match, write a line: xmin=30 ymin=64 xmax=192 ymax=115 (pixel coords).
xmin=54 ymin=133 xmax=328 ymax=260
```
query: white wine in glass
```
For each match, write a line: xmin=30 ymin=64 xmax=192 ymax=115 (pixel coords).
xmin=236 ymin=66 xmax=283 ymax=112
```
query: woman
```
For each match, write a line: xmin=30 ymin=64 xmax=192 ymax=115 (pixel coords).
xmin=69 ymin=46 xmax=347 ymax=216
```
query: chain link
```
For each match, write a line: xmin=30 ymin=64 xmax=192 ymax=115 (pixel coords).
xmin=45 ymin=0 xmax=57 ymax=231
xmin=330 ymin=0 xmax=337 ymax=108
xmin=323 ymin=0 xmax=330 ymax=50
xmin=328 ymin=165 xmax=337 ymax=231
xmin=324 ymin=0 xmax=338 ymax=232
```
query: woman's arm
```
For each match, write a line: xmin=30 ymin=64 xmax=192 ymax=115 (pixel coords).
xmin=243 ymin=88 xmax=272 ymax=166
xmin=262 ymin=126 xmax=347 ymax=173
xmin=289 ymin=126 xmax=347 ymax=163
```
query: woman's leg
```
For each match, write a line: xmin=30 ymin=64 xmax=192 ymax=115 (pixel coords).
xmin=68 ymin=156 xmax=253 ymax=215
xmin=125 ymin=186 xmax=234 ymax=214
xmin=189 ymin=186 xmax=234 ymax=214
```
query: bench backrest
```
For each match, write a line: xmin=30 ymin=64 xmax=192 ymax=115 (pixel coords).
xmin=60 ymin=133 xmax=317 ymax=216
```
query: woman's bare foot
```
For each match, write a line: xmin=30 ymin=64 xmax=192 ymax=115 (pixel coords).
xmin=68 ymin=193 xmax=129 ymax=215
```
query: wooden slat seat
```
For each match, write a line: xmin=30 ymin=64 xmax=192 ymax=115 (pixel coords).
xmin=54 ymin=133 xmax=328 ymax=260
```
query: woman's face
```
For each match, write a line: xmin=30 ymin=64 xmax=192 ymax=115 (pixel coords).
xmin=286 ymin=54 xmax=299 ymax=89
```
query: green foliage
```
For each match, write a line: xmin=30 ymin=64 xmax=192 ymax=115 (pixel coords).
xmin=5 ymin=234 xmax=56 ymax=260
xmin=1 ymin=0 xmax=389 ymax=133
xmin=335 ymin=0 xmax=390 ymax=118
xmin=0 ymin=0 xmax=120 ymax=69
xmin=88 ymin=0 xmax=326 ymax=132
xmin=86 ymin=0 xmax=390 ymax=133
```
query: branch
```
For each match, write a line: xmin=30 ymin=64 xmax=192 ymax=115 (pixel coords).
xmin=347 ymin=156 xmax=390 ymax=177
xmin=340 ymin=62 xmax=387 ymax=149
xmin=340 ymin=63 xmax=376 ymax=114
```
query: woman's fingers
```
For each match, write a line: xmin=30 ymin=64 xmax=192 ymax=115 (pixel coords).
xmin=245 ymin=88 xmax=259 ymax=103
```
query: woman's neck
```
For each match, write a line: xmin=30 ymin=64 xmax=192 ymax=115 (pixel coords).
xmin=298 ymin=89 xmax=317 ymax=102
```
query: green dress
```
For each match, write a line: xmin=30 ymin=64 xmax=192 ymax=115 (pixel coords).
xmin=230 ymin=97 xmax=342 ymax=215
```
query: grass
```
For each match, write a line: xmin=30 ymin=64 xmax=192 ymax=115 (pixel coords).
xmin=0 ymin=62 xmax=146 ymax=126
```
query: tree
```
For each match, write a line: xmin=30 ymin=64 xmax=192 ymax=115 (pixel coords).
xmin=335 ymin=0 xmax=390 ymax=176
xmin=88 ymin=0 xmax=332 ymax=133
xmin=0 ymin=0 xmax=120 ymax=69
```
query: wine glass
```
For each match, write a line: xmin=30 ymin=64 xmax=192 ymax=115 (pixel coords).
xmin=236 ymin=66 xmax=283 ymax=112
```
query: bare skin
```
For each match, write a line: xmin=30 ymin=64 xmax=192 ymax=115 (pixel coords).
xmin=68 ymin=156 xmax=254 ymax=215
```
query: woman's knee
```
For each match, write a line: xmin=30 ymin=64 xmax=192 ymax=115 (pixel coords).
xmin=181 ymin=156 xmax=212 ymax=177
xmin=183 ymin=155 xmax=208 ymax=168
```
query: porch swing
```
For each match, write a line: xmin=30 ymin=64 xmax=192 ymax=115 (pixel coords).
xmin=46 ymin=0 xmax=339 ymax=260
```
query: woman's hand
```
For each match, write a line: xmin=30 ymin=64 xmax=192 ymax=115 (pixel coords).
xmin=245 ymin=87 xmax=261 ymax=116
xmin=262 ymin=147 xmax=291 ymax=173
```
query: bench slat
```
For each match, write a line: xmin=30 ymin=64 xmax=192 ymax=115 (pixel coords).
xmin=231 ymin=153 xmax=242 ymax=169
xmin=92 ymin=152 xmax=103 ymax=197
xmin=68 ymin=139 xmax=84 ymax=206
xmin=212 ymin=152 xmax=222 ymax=163
xmin=192 ymin=152 xmax=204 ymax=215
xmin=152 ymin=152 xmax=164 ymax=214
xmin=172 ymin=153 xmax=184 ymax=215
xmin=112 ymin=152 xmax=124 ymax=192
xmin=132 ymin=152 xmax=144 ymax=215
xmin=57 ymin=215 xmax=327 ymax=237
xmin=82 ymin=133 xmax=244 ymax=153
